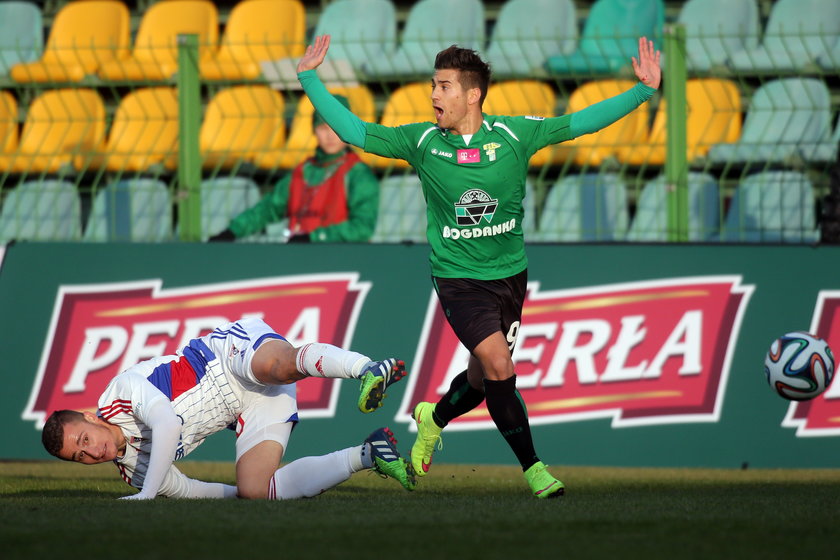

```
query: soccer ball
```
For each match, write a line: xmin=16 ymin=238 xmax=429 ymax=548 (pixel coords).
xmin=764 ymin=331 xmax=835 ymax=401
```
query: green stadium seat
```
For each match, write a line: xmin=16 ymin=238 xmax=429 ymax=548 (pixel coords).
xmin=0 ymin=179 xmax=81 ymax=242
xmin=313 ymin=0 xmax=397 ymax=79
xmin=677 ymin=0 xmax=759 ymax=71
xmin=545 ymin=0 xmax=664 ymax=75
xmin=817 ymin=38 xmax=840 ymax=69
xmin=199 ymin=176 xmax=261 ymax=241
xmin=485 ymin=0 xmax=577 ymax=78
xmin=84 ymin=179 xmax=172 ymax=242
xmin=808 ymin=118 xmax=840 ymax=163
xmin=371 ymin=174 xmax=427 ymax=243
xmin=0 ymin=1 xmax=42 ymax=78
xmin=626 ymin=173 xmax=720 ymax=242
xmin=708 ymin=78 xmax=831 ymax=166
xmin=728 ymin=0 xmax=840 ymax=71
xmin=365 ymin=0 xmax=484 ymax=78
xmin=721 ymin=171 xmax=818 ymax=244
xmin=534 ymin=173 xmax=629 ymax=242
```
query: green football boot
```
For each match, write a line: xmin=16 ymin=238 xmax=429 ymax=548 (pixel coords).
xmin=366 ymin=427 xmax=417 ymax=491
xmin=358 ymin=359 xmax=406 ymax=413
xmin=409 ymin=401 xmax=443 ymax=477
xmin=524 ymin=461 xmax=565 ymax=499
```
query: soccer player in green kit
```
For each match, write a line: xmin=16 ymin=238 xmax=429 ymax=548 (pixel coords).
xmin=297 ymin=35 xmax=661 ymax=498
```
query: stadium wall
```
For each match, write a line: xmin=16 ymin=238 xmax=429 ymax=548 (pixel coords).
xmin=2 ymin=241 xmax=840 ymax=468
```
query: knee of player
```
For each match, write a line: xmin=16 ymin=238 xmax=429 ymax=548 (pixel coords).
xmin=237 ymin=480 xmax=269 ymax=499
xmin=482 ymin=354 xmax=514 ymax=380
xmin=251 ymin=341 xmax=301 ymax=384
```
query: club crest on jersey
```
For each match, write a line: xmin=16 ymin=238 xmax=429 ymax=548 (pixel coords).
xmin=454 ymin=189 xmax=497 ymax=225
xmin=483 ymin=142 xmax=501 ymax=161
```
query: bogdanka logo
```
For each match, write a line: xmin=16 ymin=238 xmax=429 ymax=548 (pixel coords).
xmin=782 ymin=290 xmax=840 ymax=437
xmin=22 ymin=274 xmax=369 ymax=427
xmin=398 ymin=276 xmax=754 ymax=429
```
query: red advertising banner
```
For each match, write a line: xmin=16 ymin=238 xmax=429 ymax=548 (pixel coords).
xmin=782 ymin=291 xmax=840 ymax=436
xmin=398 ymin=276 xmax=754 ymax=430
xmin=23 ymin=274 xmax=369 ymax=426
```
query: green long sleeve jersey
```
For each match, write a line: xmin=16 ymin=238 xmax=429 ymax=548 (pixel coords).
xmin=228 ymin=150 xmax=380 ymax=242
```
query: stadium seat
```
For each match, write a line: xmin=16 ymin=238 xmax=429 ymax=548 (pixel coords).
xmin=708 ymin=78 xmax=831 ymax=166
xmin=371 ymin=173 xmax=427 ymax=243
xmin=199 ymin=176 xmax=261 ymax=240
xmin=97 ymin=0 xmax=218 ymax=81
xmin=626 ymin=173 xmax=720 ymax=242
xmin=84 ymin=179 xmax=172 ymax=242
xmin=365 ymin=0 xmax=484 ymax=78
xmin=0 ymin=179 xmax=81 ymax=242
xmin=0 ymin=88 xmax=106 ymax=174
xmin=616 ymin=78 xmax=742 ymax=166
xmin=563 ymin=80 xmax=648 ymax=167
xmin=313 ymin=0 xmax=397 ymax=79
xmin=545 ymin=0 xmax=664 ymax=75
xmin=10 ymin=0 xmax=130 ymax=83
xmin=728 ymin=0 xmax=840 ymax=71
xmin=817 ymin=38 xmax=840 ymax=69
xmin=485 ymin=0 xmax=578 ymax=78
xmin=360 ymin=83 xmax=435 ymax=170
xmin=0 ymin=91 xmax=18 ymax=155
xmin=200 ymin=0 xmax=304 ymax=81
xmin=254 ymin=85 xmax=375 ymax=171
xmin=721 ymin=171 xmax=818 ymax=243
xmin=483 ymin=80 xmax=559 ymax=167
xmin=808 ymin=118 xmax=840 ymax=163
xmin=677 ymin=0 xmax=759 ymax=71
xmin=0 ymin=1 xmax=42 ymax=78
xmin=534 ymin=172 xmax=629 ymax=242
xmin=195 ymin=86 xmax=286 ymax=172
xmin=77 ymin=87 xmax=178 ymax=173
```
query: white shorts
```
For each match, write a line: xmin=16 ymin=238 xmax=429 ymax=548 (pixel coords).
xmin=202 ymin=317 xmax=299 ymax=461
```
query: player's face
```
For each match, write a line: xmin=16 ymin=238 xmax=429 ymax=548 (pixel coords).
xmin=57 ymin=413 xmax=120 ymax=465
xmin=431 ymin=69 xmax=472 ymax=131
xmin=314 ymin=122 xmax=347 ymax=155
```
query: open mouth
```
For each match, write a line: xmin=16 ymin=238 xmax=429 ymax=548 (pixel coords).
xmin=433 ymin=106 xmax=443 ymax=120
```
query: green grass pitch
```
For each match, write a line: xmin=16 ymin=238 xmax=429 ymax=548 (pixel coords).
xmin=2 ymin=461 xmax=839 ymax=559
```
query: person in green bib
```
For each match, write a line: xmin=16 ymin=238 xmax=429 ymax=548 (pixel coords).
xmin=297 ymin=35 xmax=661 ymax=499
xmin=210 ymin=95 xmax=379 ymax=243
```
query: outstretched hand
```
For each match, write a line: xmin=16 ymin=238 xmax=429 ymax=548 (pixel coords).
xmin=297 ymin=35 xmax=331 ymax=73
xmin=631 ymin=37 xmax=661 ymax=89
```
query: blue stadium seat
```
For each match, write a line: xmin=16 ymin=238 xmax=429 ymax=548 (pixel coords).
xmin=0 ymin=1 xmax=42 ymax=78
xmin=200 ymin=176 xmax=261 ymax=241
xmin=534 ymin=173 xmax=628 ymax=242
xmin=365 ymin=0 xmax=484 ymax=78
xmin=721 ymin=171 xmax=818 ymax=244
xmin=371 ymin=174 xmax=427 ymax=243
xmin=627 ymin=173 xmax=720 ymax=242
xmin=0 ymin=179 xmax=81 ymax=241
xmin=677 ymin=0 xmax=759 ymax=71
xmin=728 ymin=0 xmax=840 ymax=71
xmin=313 ymin=0 xmax=397 ymax=79
xmin=545 ymin=0 xmax=664 ymax=75
xmin=84 ymin=179 xmax=172 ymax=242
xmin=708 ymin=78 xmax=831 ymax=166
xmin=485 ymin=0 xmax=578 ymax=78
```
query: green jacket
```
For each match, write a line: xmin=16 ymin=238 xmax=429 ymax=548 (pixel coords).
xmin=229 ymin=148 xmax=379 ymax=242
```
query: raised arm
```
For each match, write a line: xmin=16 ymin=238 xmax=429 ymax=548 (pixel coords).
xmin=297 ymin=34 xmax=368 ymax=148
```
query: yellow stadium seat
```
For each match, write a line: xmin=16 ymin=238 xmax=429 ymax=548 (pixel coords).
xmin=360 ymin=83 xmax=435 ymax=169
xmin=98 ymin=0 xmax=218 ymax=81
xmin=616 ymin=79 xmax=742 ymax=166
xmin=10 ymin=0 xmax=130 ymax=83
xmin=254 ymin=85 xmax=376 ymax=171
xmin=0 ymin=91 xmax=18 ymax=155
xmin=0 ymin=89 xmax=105 ymax=174
xmin=201 ymin=0 xmax=305 ymax=80
xmin=484 ymin=80 xmax=558 ymax=167
xmin=193 ymin=86 xmax=286 ymax=171
xmin=564 ymin=80 xmax=648 ymax=167
xmin=77 ymin=87 xmax=179 ymax=173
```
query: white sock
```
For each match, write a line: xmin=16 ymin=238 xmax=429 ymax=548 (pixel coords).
xmin=295 ymin=343 xmax=370 ymax=379
xmin=267 ymin=447 xmax=367 ymax=500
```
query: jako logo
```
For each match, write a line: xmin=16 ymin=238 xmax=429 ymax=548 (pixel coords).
xmin=397 ymin=276 xmax=753 ymax=430
xmin=782 ymin=290 xmax=840 ymax=437
xmin=22 ymin=274 xmax=369 ymax=427
xmin=431 ymin=148 xmax=453 ymax=158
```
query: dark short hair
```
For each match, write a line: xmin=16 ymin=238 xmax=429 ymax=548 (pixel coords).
xmin=42 ymin=410 xmax=84 ymax=459
xmin=434 ymin=45 xmax=491 ymax=106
